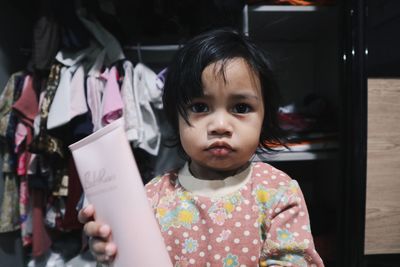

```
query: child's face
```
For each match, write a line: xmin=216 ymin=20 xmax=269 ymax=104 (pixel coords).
xmin=179 ymin=58 xmax=264 ymax=178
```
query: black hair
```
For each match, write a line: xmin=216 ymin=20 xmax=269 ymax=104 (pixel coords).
xmin=162 ymin=28 xmax=285 ymax=156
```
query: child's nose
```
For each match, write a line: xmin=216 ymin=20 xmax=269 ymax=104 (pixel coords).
xmin=207 ymin=111 xmax=233 ymax=136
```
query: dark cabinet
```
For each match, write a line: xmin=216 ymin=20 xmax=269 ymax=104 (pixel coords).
xmin=246 ymin=1 xmax=367 ymax=267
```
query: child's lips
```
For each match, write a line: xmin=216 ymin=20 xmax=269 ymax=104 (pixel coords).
xmin=206 ymin=142 xmax=234 ymax=156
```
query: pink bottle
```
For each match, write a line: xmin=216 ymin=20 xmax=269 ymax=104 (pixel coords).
xmin=69 ymin=119 xmax=172 ymax=267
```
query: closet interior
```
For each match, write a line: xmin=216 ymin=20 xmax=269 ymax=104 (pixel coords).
xmin=0 ymin=1 xmax=355 ymax=266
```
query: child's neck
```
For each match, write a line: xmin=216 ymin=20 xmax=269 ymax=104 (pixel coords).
xmin=188 ymin=161 xmax=251 ymax=180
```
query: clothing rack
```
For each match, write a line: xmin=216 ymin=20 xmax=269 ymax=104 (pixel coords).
xmin=124 ymin=44 xmax=180 ymax=67
xmin=124 ymin=44 xmax=181 ymax=51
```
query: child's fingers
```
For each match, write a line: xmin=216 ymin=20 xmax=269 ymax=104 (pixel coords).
xmin=90 ymin=237 xmax=107 ymax=256
xmin=78 ymin=205 xmax=117 ymax=262
xmin=83 ymin=221 xmax=111 ymax=239
xmin=92 ymin=240 xmax=117 ymax=257
xmin=78 ymin=204 xmax=95 ymax=223
xmin=90 ymin=238 xmax=117 ymax=262
xmin=104 ymin=242 xmax=117 ymax=257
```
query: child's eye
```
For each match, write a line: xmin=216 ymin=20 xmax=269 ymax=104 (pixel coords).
xmin=190 ymin=103 xmax=209 ymax=113
xmin=232 ymin=103 xmax=252 ymax=114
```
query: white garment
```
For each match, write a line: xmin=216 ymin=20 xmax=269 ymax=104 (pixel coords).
xmin=55 ymin=40 xmax=106 ymax=72
xmin=121 ymin=60 xmax=142 ymax=143
xmin=133 ymin=63 xmax=163 ymax=155
xmin=27 ymin=154 xmax=38 ymax=175
xmin=86 ymin=50 xmax=107 ymax=132
xmin=47 ymin=64 xmax=88 ymax=129
xmin=70 ymin=65 xmax=88 ymax=118
xmin=27 ymin=251 xmax=65 ymax=267
xmin=55 ymin=49 xmax=86 ymax=67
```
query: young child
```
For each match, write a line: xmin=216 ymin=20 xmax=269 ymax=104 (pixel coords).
xmin=79 ymin=28 xmax=324 ymax=267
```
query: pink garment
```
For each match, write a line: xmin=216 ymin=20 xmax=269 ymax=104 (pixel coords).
xmin=19 ymin=177 xmax=32 ymax=247
xmin=145 ymin=162 xmax=324 ymax=267
xmin=14 ymin=123 xmax=29 ymax=175
xmin=16 ymin=151 xmax=28 ymax=176
xmin=13 ymin=79 xmax=36 ymax=177
xmin=32 ymin=189 xmax=52 ymax=257
xmin=101 ymin=66 xmax=123 ymax=125
xmin=12 ymin=75 xmax=39 ymax=128
xmin=14 ymin=123 xmax=27 ymax=153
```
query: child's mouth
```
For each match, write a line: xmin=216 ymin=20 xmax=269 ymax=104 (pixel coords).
xmin=206 ymin=142 xmax=233 ymax=156
xmin=208 ymin=147 xmax=232 ymax=156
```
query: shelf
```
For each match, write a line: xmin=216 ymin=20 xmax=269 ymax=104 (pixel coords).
xmin=246 ymin=4 xmax=338 ymax=41
xmin=250 ymin=5 xmax=323 ymax=12
xmin=252 ymin=150 xmax=338 ymax=162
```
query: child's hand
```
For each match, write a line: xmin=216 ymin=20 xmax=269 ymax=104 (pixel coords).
xmin=78 ymin=204 xmax=117 ymax=263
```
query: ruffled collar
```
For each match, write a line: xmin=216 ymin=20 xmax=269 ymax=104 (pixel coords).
xmin=178 ymin=162 xmax=252 ymax=198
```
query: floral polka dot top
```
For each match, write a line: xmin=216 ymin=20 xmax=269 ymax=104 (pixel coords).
xmin=145 ymin=162 xmax=324 ymax=267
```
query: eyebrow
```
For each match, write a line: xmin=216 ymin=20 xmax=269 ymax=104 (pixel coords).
xmin=197 ymin=91 xmax=261 ymax=101
xmin=229 ymin=93 xmax=260 ymax=101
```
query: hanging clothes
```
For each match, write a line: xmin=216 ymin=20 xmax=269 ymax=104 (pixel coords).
xmin=3 ymin=73 xmax=25 ymax=171
xmin=46 ymin=64 xmax=87 ymax=130
xmin=0 ymin=72 xmax=25 ymax=144
xmin=121 ymin=60 xmax=141 ymax=144
xmin=29 ymin=63 xmax=64 ymax=158
xmin=31 ymin=188 xmax=52 ymax=257
xmin=101 ymin=66 xmax=124 ymax=125
xmin=0 ymin=169 xmax=20 ymax=233
xmin=0 ymin=73 xmax=33 ymax=237
xmin=133 ymin=63 xmax=163 ymax=155
xmin=76 ymin=7 xmax=125 ymax=66
xmin=0 ymin=73 xmax=25 ymax=173
xmin=12 ymin=75 xmax=39 ymax=154
xmin=31 ymin=16 xmax=60 ymax=71
xmin=86 ymin=50 xmax=107 ymax=132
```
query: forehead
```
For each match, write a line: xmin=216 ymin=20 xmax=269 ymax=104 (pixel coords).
xmin=201 ymin=58 xmax=262 ymax=96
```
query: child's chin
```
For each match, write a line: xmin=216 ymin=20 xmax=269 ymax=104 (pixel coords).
xmin=210 ymin=162 xmax=250 ymax=173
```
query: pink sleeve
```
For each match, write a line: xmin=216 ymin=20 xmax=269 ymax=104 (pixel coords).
xmin=260 ymin=180 xmax=324 ymax=267
xmin=101 ymin=66 xmax=124 ymax=125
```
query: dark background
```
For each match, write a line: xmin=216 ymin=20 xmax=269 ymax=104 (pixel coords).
xmin=366 ymin=0 xmax=400 ymax=77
